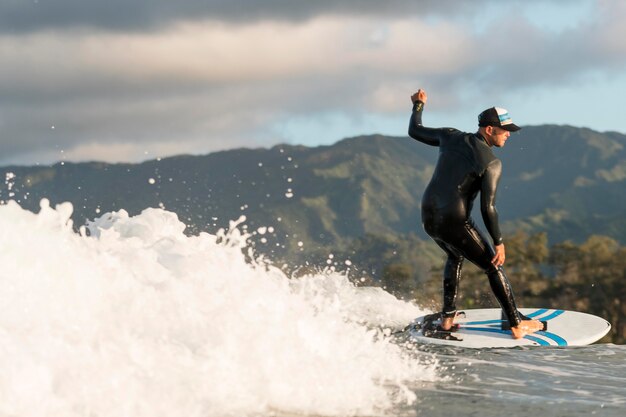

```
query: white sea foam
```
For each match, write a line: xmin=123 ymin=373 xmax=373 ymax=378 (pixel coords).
xmin=0 ymin=199 xmax=437 ymax=417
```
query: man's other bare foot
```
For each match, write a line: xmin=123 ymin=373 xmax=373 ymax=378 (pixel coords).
xmin=441 ymin=316 xmax=454 ymax=331
xmin=511 ymin=320 xmax=544 ymax=339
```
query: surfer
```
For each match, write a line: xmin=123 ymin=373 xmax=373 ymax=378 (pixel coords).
xmin=408 ymin=89 xmax=544 ymax=339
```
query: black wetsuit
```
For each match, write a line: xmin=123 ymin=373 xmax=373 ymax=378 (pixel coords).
xmin=408 ymin=100 xmax=522 ymax=327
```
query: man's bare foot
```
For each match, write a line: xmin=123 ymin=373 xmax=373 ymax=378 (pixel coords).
xmin=441 ymin=317 xmax=454 ymax=330
xmin=510 ymin=320 xmax=544 ymax=339
xmin=440 ymin=312 xmax=460 ymax=330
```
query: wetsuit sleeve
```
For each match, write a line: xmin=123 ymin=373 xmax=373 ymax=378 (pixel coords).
xmin=480 ymin=159 xmax=503 ymax=245
xmin=408 ymin=101 xmax=443 ymax=147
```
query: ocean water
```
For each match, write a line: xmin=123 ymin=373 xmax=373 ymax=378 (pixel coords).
xmin=0 ymin=200 xmax=623 ymax=417
xmin=398 ymin=343 xmax=626 ymax=417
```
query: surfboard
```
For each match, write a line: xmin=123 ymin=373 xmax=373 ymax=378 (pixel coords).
xmin=407 ymin=308 xmax=611 ymax=348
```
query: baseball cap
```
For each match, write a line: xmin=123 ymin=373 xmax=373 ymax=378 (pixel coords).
xmin=478 ymin=107 xmax=521 ymax=132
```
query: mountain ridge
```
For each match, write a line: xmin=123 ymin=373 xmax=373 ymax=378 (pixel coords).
xmin=2 ymin=125 xmax=626 ymax=258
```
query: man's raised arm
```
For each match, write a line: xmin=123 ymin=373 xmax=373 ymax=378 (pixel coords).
xmin=408 ymin=89 xmax=443 ymax=147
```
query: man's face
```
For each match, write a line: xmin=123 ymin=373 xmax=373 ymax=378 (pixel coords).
xmin=487 ymin=126 xmax=511 ymax=147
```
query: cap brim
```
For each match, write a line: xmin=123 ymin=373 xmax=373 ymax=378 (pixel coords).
xmin=501 ymin=123 xmax=521 ymax=132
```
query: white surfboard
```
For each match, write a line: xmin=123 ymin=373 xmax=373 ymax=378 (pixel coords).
xmin=407 ymin=308 xmax=611 ymax=348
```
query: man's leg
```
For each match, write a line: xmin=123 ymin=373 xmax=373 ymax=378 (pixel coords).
xmin=433 ymin=240 xmax=463 ymax=331
xmin=486 ymin=267 xmax=544 ymax=338
xmin=487 ymin=266 xmax=523 ymax=326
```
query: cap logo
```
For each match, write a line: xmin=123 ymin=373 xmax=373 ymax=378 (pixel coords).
xmin=495 ymin=107 xmax=512 ymax=126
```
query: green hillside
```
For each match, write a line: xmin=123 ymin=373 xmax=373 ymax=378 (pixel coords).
xmin=498 ymin=125 xmax=626 ymax=242
xmin=3 ymin=126 xmax=626 ymax=252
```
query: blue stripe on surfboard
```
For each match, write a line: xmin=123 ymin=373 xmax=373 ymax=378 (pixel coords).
xmin=525 ymin=308 xmax=550 ymax=318
xmin=538 ymin=310 xmax=565 ymax=321
xmin=463 ymin=319 xmax=503 ymax=325
xmin=460 ymin=326 xmax=551 ymax=345
xmin=463 ymin=309 xmax=559 ymax=326
xmin=453 ymin=309 xmax=569 ymax=346
xmin=464 ymin=308 xmax=549 ymax=325
xmin=535 ymin=331 xmax=567 ymax=346
xmin=461 ymin=326 xmax=510 ymax=334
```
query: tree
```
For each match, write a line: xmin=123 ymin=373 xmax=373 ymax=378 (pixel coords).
xmin=548 ymin=235 xmax=626 ymax=343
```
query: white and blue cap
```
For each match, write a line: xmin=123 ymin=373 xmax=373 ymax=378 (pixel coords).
xmin=478 ymin=107 xmax=521 ymax=132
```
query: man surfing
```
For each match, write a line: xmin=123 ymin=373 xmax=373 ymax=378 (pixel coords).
xmin=408 ymin=89 xmax=544 ymax=339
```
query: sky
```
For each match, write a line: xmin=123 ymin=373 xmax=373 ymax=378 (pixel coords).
xmin=2 ymin=0 xmax=626 ymax=166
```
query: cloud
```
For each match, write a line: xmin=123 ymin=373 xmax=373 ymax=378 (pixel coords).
xmin=0 ymin=0 xmax=499 ymax=33
xmin=0 ymin=15 xmax=480 ymax=164
xmin=470 ymin=3 xmax=626 ymax=93
xmin=2 ymin=1 xmax=626 ymax=166
xmin=0 ymin=17 xmax=474 ymax=87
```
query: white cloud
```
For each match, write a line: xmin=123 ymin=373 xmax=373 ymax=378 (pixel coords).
xmin=2 ymin=2 xmax=626 ymax=165
xmin=0 ymin=16 xmax=482 ymax=164
xmin=1 ymin=17 xmax=478 ymax=89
